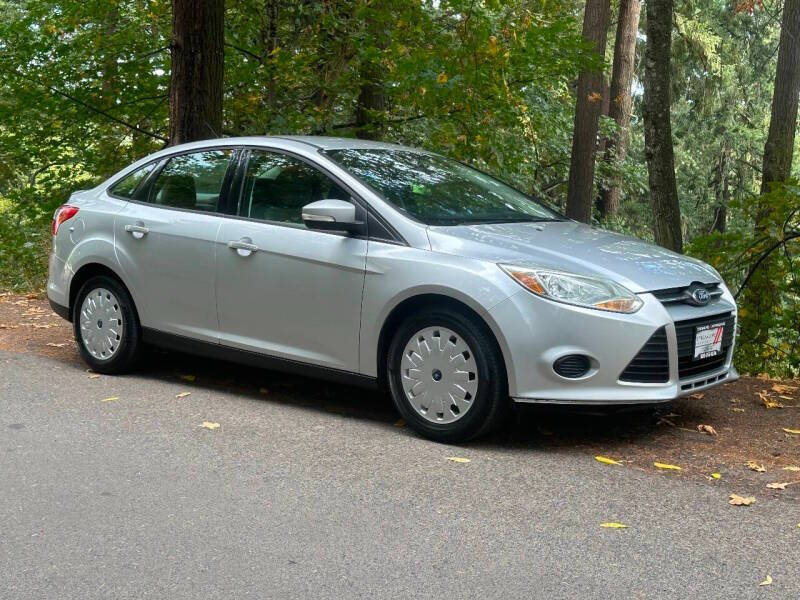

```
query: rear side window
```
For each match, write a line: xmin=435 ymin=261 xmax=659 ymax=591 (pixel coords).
xmin=148 ymin=149 xmax=233 ymax=211
xmin=109 ymin=162 xmax=156 ymax=200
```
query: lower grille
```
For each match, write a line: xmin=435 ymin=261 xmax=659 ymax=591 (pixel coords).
xmin=675 ymin=312 xmax=735 ymax=379
xmin=619 ymin=327 xmax=669 ymax=383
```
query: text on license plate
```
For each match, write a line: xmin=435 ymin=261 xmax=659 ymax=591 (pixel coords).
xmin=694 ymin=322 xmax=725 ymax=360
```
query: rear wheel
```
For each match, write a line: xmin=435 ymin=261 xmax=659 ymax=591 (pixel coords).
xmin=387 ymin=307 xmax=508 ymax=443
xmin=73 ymin=275 xmax=141 ymax=374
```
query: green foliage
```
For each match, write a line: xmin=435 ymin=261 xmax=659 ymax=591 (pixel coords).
xmin=689 ymin=182 xmax=800 ymax=377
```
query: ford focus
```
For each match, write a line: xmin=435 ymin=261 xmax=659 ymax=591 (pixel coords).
xmin=47 ymin=136 xmax=738 ymax=442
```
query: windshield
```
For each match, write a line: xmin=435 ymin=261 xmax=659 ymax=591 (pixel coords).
xmin=325 ymin=149 xmax=562 ymax=225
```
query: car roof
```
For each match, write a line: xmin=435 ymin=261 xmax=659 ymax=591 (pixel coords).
xmin=162 ymin=135 xmax=422 ymax=154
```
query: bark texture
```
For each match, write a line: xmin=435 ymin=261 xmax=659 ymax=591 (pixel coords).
xmin=169 ymin=0 xmax=225 ymax=145
xmin=565 ymin=0 xmax=611 ymax=223
xmin=760 ymin=0 xmax=800 ymax=193
xmin=599 ymin=0 xmax=641 ymax=217
xmin=642 ymin=0 xmax=682 ymax=253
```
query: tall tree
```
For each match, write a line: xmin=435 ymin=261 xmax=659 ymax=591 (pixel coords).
xmin=599 ymin=0 xmax=641 ymax=217
xmin=759 ymin=0 xmax=800 ymax=195
xmin=169 ymin=0 xmax=225 ymax=145
xmin=565 ymin=0 xmax=611 ymax=223
xmin=642 ymin=0 xmax=682 ymax=252
xmin=740 ymin=0 xmax=800 ymax=363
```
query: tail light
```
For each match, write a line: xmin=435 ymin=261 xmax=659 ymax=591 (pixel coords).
xmin=52 ymin=205 xmax=79 ymax=236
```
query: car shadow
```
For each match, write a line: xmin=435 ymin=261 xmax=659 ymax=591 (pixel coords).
xmin=134 ymin=346 xmax=675 ymax=451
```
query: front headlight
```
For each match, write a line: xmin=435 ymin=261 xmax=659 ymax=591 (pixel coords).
xmin=499 ymin=264 xmax=643 ymax=314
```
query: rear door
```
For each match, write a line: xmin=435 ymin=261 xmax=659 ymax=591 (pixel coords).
xmin=214 ymin=148 xmax=368 ymax=372
xmin=114 ymin=148 xmax=237 ymax=342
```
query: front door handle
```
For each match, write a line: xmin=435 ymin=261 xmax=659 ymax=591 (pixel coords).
xmin=124 ymin=223 xmax=149 ymax=239
xmin=228 ymin=237 xmax=259 ymax=257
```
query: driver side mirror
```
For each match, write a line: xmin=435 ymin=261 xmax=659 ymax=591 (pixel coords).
xmin=302 ymin=199 xmax=364 ymax=234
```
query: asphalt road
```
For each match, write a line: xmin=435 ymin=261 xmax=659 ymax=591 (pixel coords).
xmin=2 ymin=348 xmax=798 ymax=599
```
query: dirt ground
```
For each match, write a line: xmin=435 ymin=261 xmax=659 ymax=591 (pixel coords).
xmin=2 ymin=291 xmax=799 ymax=500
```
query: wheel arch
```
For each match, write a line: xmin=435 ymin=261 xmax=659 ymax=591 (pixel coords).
xmin=68 ymin=263 xmax=138 ymax=322
xmin=375 ymin=292 xmax=512 ymax=393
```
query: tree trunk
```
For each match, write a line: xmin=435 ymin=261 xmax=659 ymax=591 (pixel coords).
xmin=355 ymin=68 xmax=386 ymax=140
xmin=710 ymin=142 xmax=729 ymax=233
xmin=642 ymin=0 xmax=682 ymax=253
xmin=565 ymin=0 xmax=611 ymax=223
xmin=740 ymin=0 xmax=800 ymax=370
xmin=169 ymin=0 xmax=225 ymax=145
xmin=760 ymin=0 xmax=800 ymax=193
xmin=599 ymin=0 xmax=641 ymax=218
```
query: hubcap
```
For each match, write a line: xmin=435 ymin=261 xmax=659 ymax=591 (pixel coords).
xmin=79 ymin=288 xmax=123 ymax=361
xmin=400 ymin=326 xmax=478 ymax=424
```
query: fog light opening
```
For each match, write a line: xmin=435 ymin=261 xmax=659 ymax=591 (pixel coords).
xmin=553 ymin=355 xmax=591 ymax=379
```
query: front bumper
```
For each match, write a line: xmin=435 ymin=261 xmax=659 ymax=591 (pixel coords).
xmin=488 ymin=286 xmax=738 ymax=405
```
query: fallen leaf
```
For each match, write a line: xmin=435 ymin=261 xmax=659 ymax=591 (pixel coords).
xmin=175 ymin=392 xmax=191 ymax=398
xmin=46 ymin=342 xmax=68 ymax=347
xmin=711 ymin=472 xmax=722 ymax=480
xmin=180 ymin=374 xmax=196 ymax=382
xmin=101 ymin=396 xmax=119 ymax=403
xmin=447 ymin=457 xmax=471 ymax=463
xmin=729 ymin=494 xmax=756 ymax=506
xmin=654 ymin=462 xmax=682 ymax=471
xmin=759 ymin=575 xmax=773 ymax=586
xmin=759 ymin=390 xmax=784 ymax=409
xmin=595 ymin=455 xmax=622 ymax=466
xmin=88 ymin=374 xmax=100 ymax=379
xmin=199 ymin=421 xmax=220 ymax=430
xmin=731 ymin=407 xmax=746 ymax=413
xmin=782 ymin=466 xmax=800 ymax=472
xmin=600 ymin=522 xmax=627 ymax=528
xmin=746 ymin=460 xmax=766 ymax=473
xmin=690 ymin=392 xmax=705 ymax=400
xmin=394 ymin=419 xmax=405 ymax=427
xmin=782 ymin=428 xmax=800 ymax=435
xmin=757 ymin=373 xmax=771 ymax=380
xmin=766 ymin=482 xmax=788 ymax=490
xmin=697 ymin=424 xmax=718 ymax=436
xmin=436 ymin=72 xmax=448 ymax=84
xmin=772 ymin=383 xmax=797 ymax=395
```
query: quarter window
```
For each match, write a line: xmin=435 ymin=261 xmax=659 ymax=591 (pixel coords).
xmin=109 ymin=162 xmax=157 ymax=200
xmin=149 ymin=149 xmax=233 ymax=211
xmin=239 ymin=150 xmax=350 ymax=224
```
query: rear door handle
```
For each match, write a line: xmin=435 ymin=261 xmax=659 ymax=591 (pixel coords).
xmin=124 ymin=223 xmax=149 ymax=239
xmin=228 ymin=238 xmax=259 ymax=257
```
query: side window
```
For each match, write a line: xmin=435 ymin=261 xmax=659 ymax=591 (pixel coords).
xmin=149 ymin=149 xmax=233 ymax=211
xmin=239 ymin=150 xmax=350 ymax=224
xmin=109 ymin=162 xmax=157 ymax=200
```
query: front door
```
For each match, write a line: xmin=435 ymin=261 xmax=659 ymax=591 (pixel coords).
xmin=114 ymin=148 xmax=235 ymax=342
xmin=215 ymin=149 xmax=367 ymax=372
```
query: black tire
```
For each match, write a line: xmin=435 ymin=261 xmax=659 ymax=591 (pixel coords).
xmin=73 ymin=275 xmax=142 ymax=374
xmin=386 ymin=307 xmax=508 ymax=443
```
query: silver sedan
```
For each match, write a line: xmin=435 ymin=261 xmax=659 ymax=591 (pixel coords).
xmin=47 ymin=136 xmax=738 ymax=442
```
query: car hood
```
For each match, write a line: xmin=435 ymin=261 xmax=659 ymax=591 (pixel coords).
xmin=427 ymin=221 xmax=720 ymax=293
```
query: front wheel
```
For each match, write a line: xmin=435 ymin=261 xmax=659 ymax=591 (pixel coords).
xmin=73 ymin=275 xmax=142 ymax=374
xmin=386 ymin=307 xmax=508 ymax=443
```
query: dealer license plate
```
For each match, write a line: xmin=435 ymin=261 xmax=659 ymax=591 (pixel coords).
xmin=694 ymin=322 xmax=725 ymax=360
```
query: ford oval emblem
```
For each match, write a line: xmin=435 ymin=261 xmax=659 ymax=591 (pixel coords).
xmin=691 ymin=287 xmax=710 ymax=306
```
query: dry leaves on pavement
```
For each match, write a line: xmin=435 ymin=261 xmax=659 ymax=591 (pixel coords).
xmin=654 ymin=462 xmax=682 ymax=471
xmin=759 ymin=575 xmax=773 ymax=586
xmin=746 ymin=460 xmax=766 ymax=473
xmin=447 ymin=457 xmax=471 ymax=463
xmin=600 ymin=522 xmax=627 ymax=529
xmin=697 ymin=424 xmax=718 ymax=436
xmin=595 ymin=455 xmax=622 ymax=466
xmin=199 ymin=421 xmax=220 ymax=430
xmin=101 ymin=396 xmax=120 ymax=403
xmin=729 ymin=494 xmax=757 ymax=506
xmin=175 ymin=392 xmax=191 ymax=399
